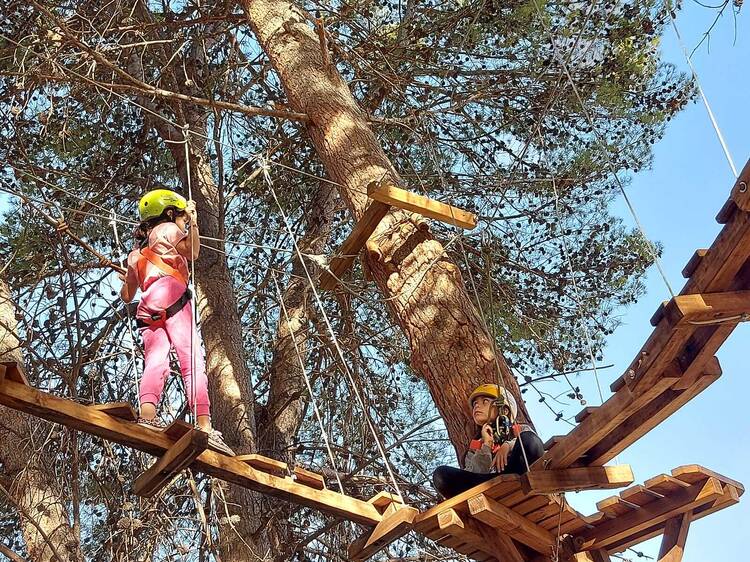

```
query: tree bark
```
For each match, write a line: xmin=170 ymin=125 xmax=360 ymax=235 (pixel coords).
xmin=239 ymin=0 xmax=530 ymax=461
xmin=0 ymin=279 xmax=80 ymax=562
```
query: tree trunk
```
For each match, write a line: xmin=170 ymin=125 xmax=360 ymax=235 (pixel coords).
xmin=239 ymin=0 xmax=531 ymax=461
xmin=0 ymin=279 xmax=80 ymax=562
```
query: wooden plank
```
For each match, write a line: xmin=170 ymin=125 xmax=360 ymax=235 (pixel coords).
xmin=584 ymin=365 xmax=721 ymax=466
xmin=521 ymin=466 xmax=633 ymax=495
xmin=596 ymin=496 xmax=639 ymax=519
xmin=544 ymin=435 xmax=565 ymax=450
xmin=319 ymin=201 xmax=391 ymax=290
xmin=604 ymin=483 xmax=740 ymax=554
xmin=575 ymin=478 xmax=723 ymax=551
xmin=435 ymin=508 xmax=502 ymax=561
xmin=0 ymin=379 xmax=383 ymax=525
xmin=92 ymin=402 xmax=138 ymax=422
xmin=348 ymin=504 xmax=418 ymax=561
xmin=367 ymin=182 xmax=477 ymax=230
xmin=413 ymin=473 xmax=521 ymax=532
xmin=134 ymin=428 xmax=208 ymax=497
xmin=293 ymin=466 xmax=326 ymax=490
xmin=657 ymin=513 xmax=690 ymax=562
xmin=671 ymin=464 xmax=745 ymax=492
xmin=235 ymin=454 xmax=288 ymax=476
xmin=467 ymin=493 xmax=555 ymax=554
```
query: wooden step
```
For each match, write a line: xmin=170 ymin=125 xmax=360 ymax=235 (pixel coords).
xmin=575 ymin=407 xmax=598 ymax=423
xmin=93 ymin=402 xmax=138 ymax=422
xmin=682 ymin=249 xmax=708 ymax=278
xmin=235 ymin=454 xmax=288 ymax=476
xmin=367 ymin=181 xmax=477 ymax=230
xmin=0 ymin=362 xmax=28 ymax=386
xmin=293 ymin=466 xmax=326 ymax=490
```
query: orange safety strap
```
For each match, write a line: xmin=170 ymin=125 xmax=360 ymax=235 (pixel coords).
xmin=136 ymin=247 xmax=188 ymax=288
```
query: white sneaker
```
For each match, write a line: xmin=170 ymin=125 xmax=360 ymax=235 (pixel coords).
xmin=206 ymin=429 xmax=235 ymax=456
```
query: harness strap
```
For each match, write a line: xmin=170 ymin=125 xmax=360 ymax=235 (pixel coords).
xmin=136 ymin=288 xmax=192 ymax=329
xmin=136 ymin=247 xmax=188 ymax=288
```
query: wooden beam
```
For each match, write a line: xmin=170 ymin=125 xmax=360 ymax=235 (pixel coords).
xmin=657 ymin=513 xmax=690 ymax=562
xmin=535 ymin=372 xmax=678 ymax=470
xmin=134 ymin=428 xmax=208 ymax=497
xmin=574 ymin=477 xmax=723 ymax=551
xmin=348 ymin=503 xmax=418 ymax=561
xmin=92 ymin=402 xmax=138 ymax=422
xmin=467 ymin=492 xmax=556 ymax=554
xmin=682 ymin=249 xmax=708 ymax=279
xmin=521 ymin=466 xmax=634 ymax=495
xmin=0 ymin=379 xmax=383 ymax=525
xmin=235 ymin=454 xmax=288 ymax=476
xmin=367 ymin=182 xmax=477 ymax=230
xmin=584 ymin=362 xmax=721 ymax=465
xmin=319 ymin=201 xmax=391 ymax=290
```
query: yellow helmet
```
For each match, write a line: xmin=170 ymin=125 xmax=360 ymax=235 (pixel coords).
xmin=468 ymin=384 xmax=518 ymax=420
xmin=138 ymin=189 xmax=187 ymax=221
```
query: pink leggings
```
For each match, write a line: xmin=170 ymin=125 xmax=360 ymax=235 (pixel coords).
xmin=138 ymin=300 xmax=210 ymax=417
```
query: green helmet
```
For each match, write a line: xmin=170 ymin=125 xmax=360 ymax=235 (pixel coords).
xmin=138 ymin=189 xmax=187 ymax=221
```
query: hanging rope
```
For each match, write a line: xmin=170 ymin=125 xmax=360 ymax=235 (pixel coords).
xmin=666 ymin=1 xmax=738 ymax=178
xmin=260 ymin=156 xmax=406 ymax=502
xmin=110 ymin=209 xmax=141 ymax=411
xmin=530 ymin=0 xmax=677 ymax=300
xmin=181 ymin=124 xmax=198 ymax=428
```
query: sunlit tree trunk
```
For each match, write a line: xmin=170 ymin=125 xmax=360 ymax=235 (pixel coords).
xmin=239 ymin=0 xmax=531 ymax=460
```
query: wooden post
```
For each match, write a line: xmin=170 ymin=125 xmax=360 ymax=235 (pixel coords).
xmin=134 ymin=429 xmax=208 ymax=497
xmin=657 ymin=512 xmax=691 ymax=562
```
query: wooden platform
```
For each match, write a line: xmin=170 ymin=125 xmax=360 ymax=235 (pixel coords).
xmin=537 ymin=158 xmax=750 ymax=471
xmin=0 ymin=367 xmax=382 ymax=526
xmin=320 ymin=181 xmax=477 ymax=290
xmin=408 ymin=465 xmax=741 ymax=562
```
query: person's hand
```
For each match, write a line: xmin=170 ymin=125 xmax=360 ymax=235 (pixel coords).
xmin=481 ymin=424 xmax=494 ymax=448
xmin=493 ymin=442 xmax=512 ymax=472
xmin=185 ymin=200 xmax=198 ymax=225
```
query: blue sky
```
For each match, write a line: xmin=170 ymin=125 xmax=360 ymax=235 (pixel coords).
xmin=526 ymin=4 xmax=748 ymax=560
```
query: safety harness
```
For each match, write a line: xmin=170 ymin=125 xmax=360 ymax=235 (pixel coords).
xmin=135 ymin=246 xmax=191 ymax=329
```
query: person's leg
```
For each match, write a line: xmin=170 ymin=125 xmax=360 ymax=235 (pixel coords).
xmin=432 ymin=466 xmax=499 ymax=499
xmin=503 ymin=431 xmax=545 ymax=475
xmin=139 ymin=325 xmax=171 ymax=420
xmin=166 ymin=301 xmax=211 ymax=426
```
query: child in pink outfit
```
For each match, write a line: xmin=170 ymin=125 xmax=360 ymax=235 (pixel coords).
xmin=119 ymin=190 xmax=233 ymax=455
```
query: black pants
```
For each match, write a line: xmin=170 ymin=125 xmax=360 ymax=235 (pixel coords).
xmin=432 ymin=431 xmax=545 ymax=499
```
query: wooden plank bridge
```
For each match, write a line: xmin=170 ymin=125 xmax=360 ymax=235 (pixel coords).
xmin=1 ymin=164 xmax=747 ymax=561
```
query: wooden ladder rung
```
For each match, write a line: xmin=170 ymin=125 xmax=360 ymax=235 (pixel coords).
xmin=134 ymin=428 xmax=208 ymax=497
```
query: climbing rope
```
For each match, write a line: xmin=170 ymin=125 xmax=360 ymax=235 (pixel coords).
xmin=260 ymin=155 xmax=406 ymax=502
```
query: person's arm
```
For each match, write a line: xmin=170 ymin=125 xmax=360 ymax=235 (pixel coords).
xmin=176 ymin=200 xmax=200 ymax=261
xmin=119 ymin=270 xmax=138 ymax=303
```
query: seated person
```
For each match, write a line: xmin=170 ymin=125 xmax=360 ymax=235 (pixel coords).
xmin=432 ymin=384 xmax=545 ymax=498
